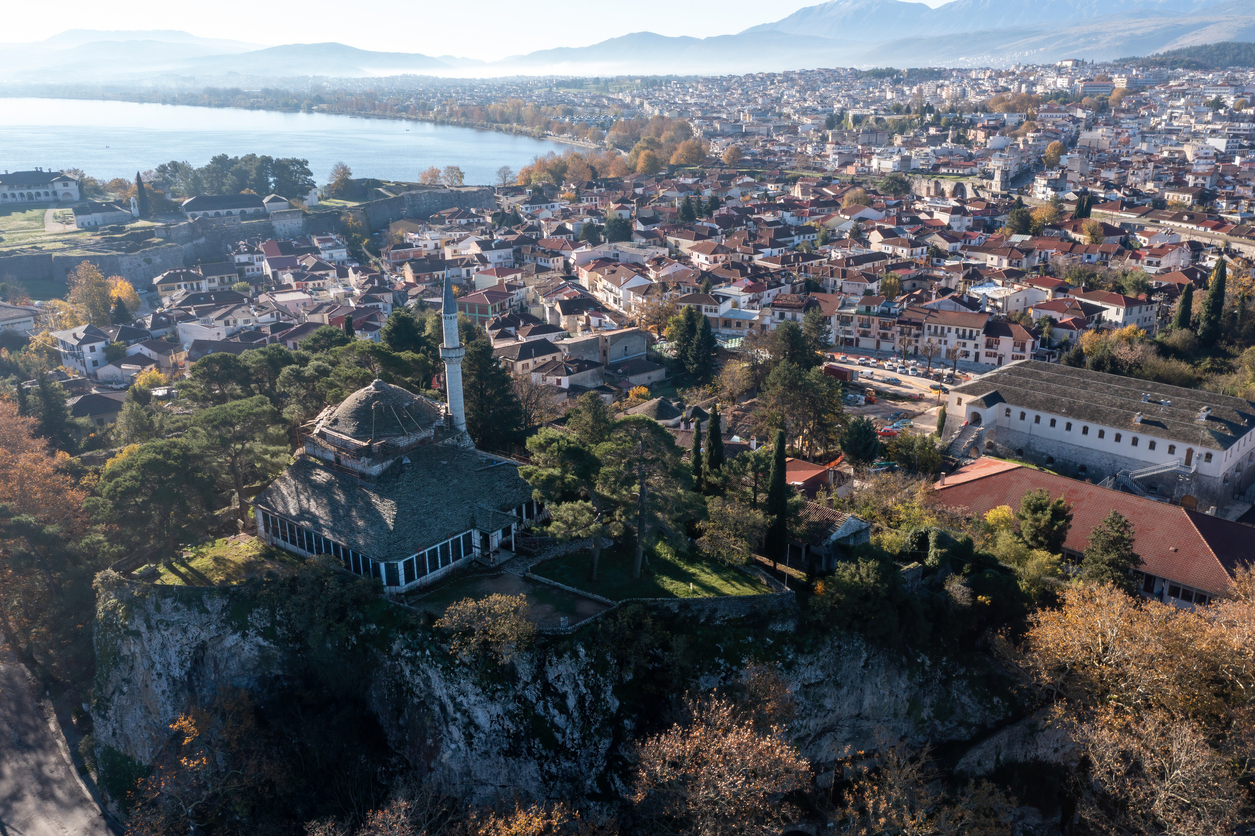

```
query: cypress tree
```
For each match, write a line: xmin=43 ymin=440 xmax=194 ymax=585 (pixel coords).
xmin=1171 ymin=283 xmax=1193 ymax=331
xmin=936 ymin=406 xmax=947 ymax=437
xmin=704 ymin=404 xmax=725 ymax=478
xmin=344 ymin=314 xmax=355 ymax=339
xmin=690 ymin=418 xmax=704 ymax=492
xmin=1197 ymin=258 xmax=1226 ymax=347
xmin=686 ymin=315 xmax=717 ymax=381
xmin=764 ymin=429 xmax=789 ymax=565
xmin=135 ymin=171 xmax=151 ymax=218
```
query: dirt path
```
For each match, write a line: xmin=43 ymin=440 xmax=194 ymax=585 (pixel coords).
xmin=0 ymin=636 xmax=115 ymax=836
xmin=42 ymin=207 xmax=75 ymax=233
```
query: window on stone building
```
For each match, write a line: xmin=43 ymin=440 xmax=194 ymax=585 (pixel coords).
xmin=1049 ymin=418 xmax=1056 ymax=428
xmin=1131 ymin=437 xmax=1138 ymax=447
xmin=1066 ymin=422 xmax=1072 ymax=431
xmin=1034 ymin=415 xmax=1041 ymax=424
xmin=1204 ymin=452 xmax=1213 ymax=463
xmin=1098 ymin=429 xmax=1105 ymax=439
xmin=1115 ymin=433 xmax=1122 ymax=443
xmin=1020 ymin=412 xmax=1026 ymax=420
xmin=1148 ymin=441 xmax=1156 ymax=450
xmin=1168 ymin=445 xmax=1176 ymax=454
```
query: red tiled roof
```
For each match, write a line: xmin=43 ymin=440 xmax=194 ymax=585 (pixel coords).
xmin=933 ymin=462 xmax=1252 ymax=595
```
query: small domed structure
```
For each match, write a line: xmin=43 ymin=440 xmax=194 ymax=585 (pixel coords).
xmin=305 ymin=380 xmax=450 ymax=476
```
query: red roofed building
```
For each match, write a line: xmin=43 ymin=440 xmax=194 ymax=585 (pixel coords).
xmin=934 ymin=459 xmax=1254 ymax=606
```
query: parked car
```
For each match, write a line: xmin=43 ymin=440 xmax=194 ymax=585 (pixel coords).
xmin=869 ymin=461 xmax=898 ymax=474
xmin=857 ymin=357 xmax=871 ymax=366
xmin=897 ymin=365 xmax=908 ymax=374
xmin=876 ymin=428 xmax=900 ymax=437
xmin=893 ymin=419 xmax=914 ymax=428
xmin=943 ymin=374 xmax=955 ymax=384
xmin=929 ymin=383 xmax=949 ymax=393
xmin=882 ymin=376 xmax=902 ymax=386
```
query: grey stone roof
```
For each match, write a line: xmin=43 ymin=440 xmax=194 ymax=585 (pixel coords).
xmin=322 ymin=380 xmax=441 ymax=442
xmin=252 ymin=445 xmax=534 ymax=562
xmin=627 ymin=397 xmax=683 ymax=421
xmin=951 ymin=360 xmax=1255 ymax=451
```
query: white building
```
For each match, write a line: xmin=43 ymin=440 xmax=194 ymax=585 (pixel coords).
xmin=944 ymin=360 xmax=1255 ymax=510
xmin=0 ymin=169 xmax=80 ymax=204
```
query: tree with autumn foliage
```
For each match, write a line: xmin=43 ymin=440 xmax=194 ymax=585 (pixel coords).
xmin=1015 ymin=583 xmax=1253 ymax=836
xmin=0 ymin=396 xmax=106 ymax=681
xmin=633 ymin=695 xmax=810 ymax=836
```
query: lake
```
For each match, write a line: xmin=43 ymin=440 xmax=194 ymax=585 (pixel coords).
xmin=0 ymin=97 xmax=573 ymax=185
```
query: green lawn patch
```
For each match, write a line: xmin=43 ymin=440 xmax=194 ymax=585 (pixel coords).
xmin=534 ymin=544 xmax=770 ymax=601
xmin=154 ymin=535 xmax=301 ymax=586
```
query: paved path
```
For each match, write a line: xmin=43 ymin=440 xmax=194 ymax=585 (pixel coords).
xmin=42 ymin=208 xmax=74 ymax=234
xmin=0 ymin=636 xmax=114 ymax=836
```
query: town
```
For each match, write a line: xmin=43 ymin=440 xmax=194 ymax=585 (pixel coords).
xmin=1 ymin=46 xmax=1255 ymax=836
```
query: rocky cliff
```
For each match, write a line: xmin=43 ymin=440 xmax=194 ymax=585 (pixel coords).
xmin=92 ymin=573 xmax=1008 ymax=802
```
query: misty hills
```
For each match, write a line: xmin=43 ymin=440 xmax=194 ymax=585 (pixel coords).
xmin=1 ymin=0 xmax=1254 ymax=83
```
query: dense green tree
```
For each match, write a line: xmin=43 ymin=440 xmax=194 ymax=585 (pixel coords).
xmin=763 ymin=430 xmax=789 ymax=565
xmin=840 ymin=417 xmax=882 ymax=468
xmin=110 ymin=297 xmax=131 ymax=325
xmin=936 ymin=406 xmax=947 ymax=437
xmin=1079 ymin=510 xmax=1141 ymax=593
xmin=1006 ymin=206 xmax=1033 ymax=236
xmin=1017 ymin=488 xmax=1074 ymax=554
xmin=679 ymin=195 xmax=697 ymax=223
xmin=596 ymin=415 xmax=693 ymax=578
xmin=772 ymin=320 xmax=821 ymax=370
xmin=380 ymin=309 xmax=428 ymax=355
xmin=116 ymin=400 xmax=155 ymax=445
xmin=1197 ymin=259 xmax=1227 ymax=347
xmin=1172 ymin=283 xmax=1194 ymax=331
xmin=604 ymin=216 xmax=632 ymax=243
xmin=89 ymin=437 xmax=214 ymax=557
xmin=194 ymin=395 xmax=290 ymax=526
xmin=802 ymin=307 xmax=832 ymax=354
xmin=300 ymin=325 xmax=353 ymax=354
xmin=343 ymin=314 xmax=356 ymax=340
xmin=704 ymin=404 xmax=725 ymax=482
xmin=681 ymin=416 xmax=700 ymax=493
xmin=1061 ymin=341 xmax=1086 ymax=367
xmin=522 ymin=427 xmax=618 ymax=581
xmin=667 ymin=306 xmax=700 ymax=367
xmin=706 ymin=194 xmax=721 ymax=215
xmin=183 ymin=352 xmax=249 ymax=404
xmin=462 ymin=337 xmax=525 ymax=450
xmin=135 ymin=171 xmax=151 ymax=218
xmin=31 ymin=376 xmax=75 ymax=452
xmin=565 ymin=391 xmax=615 ymax=447
xmin=887 ymin=433 xmax=941 ymax=475
xmin=685 ymin=315 xmax=717 ymax=381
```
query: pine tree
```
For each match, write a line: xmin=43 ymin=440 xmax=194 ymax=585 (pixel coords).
xmin=135 ymin=171 xmax=151 ymax=218
xmin=1017 ymin=488 xmax=1074 ymax=554
xmin=1171 ymin=283 xmax=1194 ymax=331
xmin=1080 ymin=510 xmax=1141 ymax=593
xmin=679 ymin=195 xmax=696 ymax=223
xmin=691 ymin=418 xmax=704 ymax=492
xmin=668 ymin=306 xmax=699 ymax=366
xmin=1197 ymin=259 xmax=1226 ymax=347
xmin=685 ymin=315 xmax=717 ymax=382
xmin=704 ymin=404 xmax=725 ymax=480
xmin=110 ymin=297 xmax=131 ymax=325
xmin=764 ymin=429 xmax=788 ymax=565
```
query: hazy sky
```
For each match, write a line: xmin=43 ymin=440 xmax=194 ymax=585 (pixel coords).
xmin=7 ymin=0 xmax=952 ymax=60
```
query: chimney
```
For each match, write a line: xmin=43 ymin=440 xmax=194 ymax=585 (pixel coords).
xmin=1133 ymin=412 xmax=1142 ymax=424
xmin=1197 ymin=406 xmax=1211 ymax=422
xmin=938 ymin=472 xmax=947 ymax=486
xmin=750 ymin=436 xmax=758 ymax=451
xmin=1141 ymin=392 xmax=1150 ymax=403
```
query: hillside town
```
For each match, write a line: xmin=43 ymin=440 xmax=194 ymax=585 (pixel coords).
xmin=3 ymin=47 xmax=1255 ymax=836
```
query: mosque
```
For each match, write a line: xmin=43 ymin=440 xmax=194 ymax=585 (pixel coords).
xmin=252 ymin=276 xmax=539 ymax=591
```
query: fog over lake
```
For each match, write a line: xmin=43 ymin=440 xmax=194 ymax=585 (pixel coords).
xmin=0 ymin=97 xmax=574 ymax=185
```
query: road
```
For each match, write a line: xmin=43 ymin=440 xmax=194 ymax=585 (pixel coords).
xmin=0 ymin=635 xmax=115 ymax=836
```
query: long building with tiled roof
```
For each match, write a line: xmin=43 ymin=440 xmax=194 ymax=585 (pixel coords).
xmin=943 ymin=360 xmax=1255 ymax=510
xmin=933 ymin=459 xmax=1254 ymax=605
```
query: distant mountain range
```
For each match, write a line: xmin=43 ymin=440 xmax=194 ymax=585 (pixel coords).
xmin=1 ymin=1 xmax=1253 ymax=82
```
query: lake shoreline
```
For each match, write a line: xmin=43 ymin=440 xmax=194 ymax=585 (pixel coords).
xmin=0 ymin=97 xmax=576 ymax=183
xmin=0 ymin=93 xmax=601 ymax=152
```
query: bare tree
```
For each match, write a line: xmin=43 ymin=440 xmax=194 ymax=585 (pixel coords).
xmin=495 ymin=166 xmax=515 ymax=187
xmin=511 ymin=375 xmax=562 ymax=430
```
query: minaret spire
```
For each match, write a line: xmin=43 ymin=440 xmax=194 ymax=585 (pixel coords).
xmin=440 ymin=275 xmax=467 ymax=435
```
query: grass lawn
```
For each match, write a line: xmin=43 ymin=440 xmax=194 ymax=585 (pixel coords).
xmin=153 ymin=535 xmax=302 ymax=586
xmin=411 ymin=572 xmax=612 ymax=628
xmin=0 ymin=203 xmax=95 ymax=253
xmin=535 ymin=545 xmax=770 ymax=601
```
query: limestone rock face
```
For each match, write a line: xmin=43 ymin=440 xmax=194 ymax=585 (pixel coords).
xmin=93 ymin=578 xmax=1007 ymax=801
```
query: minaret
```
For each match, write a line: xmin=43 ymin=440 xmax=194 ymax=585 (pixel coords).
xmin=440 ymin=275 xmax=467 ymax=435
